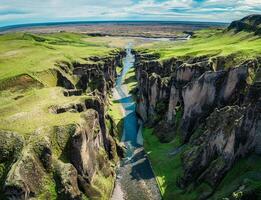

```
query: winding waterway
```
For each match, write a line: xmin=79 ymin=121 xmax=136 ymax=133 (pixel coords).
xmin=111 ymin=44 xmax=161 ymax=200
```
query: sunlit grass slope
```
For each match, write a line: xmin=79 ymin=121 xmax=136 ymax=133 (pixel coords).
xmin=138 ymin=29 xmax=261 ymax=62
xmin=0 ymin=32 xmax=115 ymax=80
xmin=0 ymin=32 xmax=118 ymax=137
xmin=140 ymin=28 xmax=261 ymax=200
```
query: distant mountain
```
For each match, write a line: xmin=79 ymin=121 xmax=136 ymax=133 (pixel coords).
xmin=228 ymin=14 xmax=261 ymax=34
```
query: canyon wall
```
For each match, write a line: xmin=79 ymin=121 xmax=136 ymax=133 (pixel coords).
xmin=0 ymin=50 xmax=125 ymax=200
xmin=134 ymin=50 xmax=261 ymax=199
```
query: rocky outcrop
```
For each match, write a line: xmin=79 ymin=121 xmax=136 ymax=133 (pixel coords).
xmin=2 ymin=106 xmax=122 ymax=200
xmin=228 ymin=14 xmax=261 ymax=35
xmin=134 ymin=49 xmax=260 ymax=199
xmin=181 ymin=70 xmax=226 ymax=142
xmin=135 ymin=56 xmax=183 ymax=123
xmin=54 ymin=161 xmax=82 ymax=200
xmin=63 ymin=89 xmax=83 ymax=97
xmin=166 ymin=82 xmax=180 ymax=122
xmin=135 ymin=50 xmax=258 ymax=143
xmin=0 ymin=50 xmax=125 ymax=200
xmin=74 ymin=52 xmax=124 ymax=96
xmin=181 ymin=61 xmax=254 ymax=142
xmin=180 ymin=101 xmax=260 ymax=189
xmin=70 ymin=110 xmax=106 ymax=183
xmin=3 ymin=128 xmax=53 ymax=200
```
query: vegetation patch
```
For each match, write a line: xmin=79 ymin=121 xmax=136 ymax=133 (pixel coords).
xmin=123 ymin=67 xmax=137 ymax=94
xmin=137 ymin=30 xmax=261 ymax=66
xmin=108 ymin=98 xmax=124 ymax=140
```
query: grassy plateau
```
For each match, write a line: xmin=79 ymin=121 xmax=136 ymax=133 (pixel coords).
xmin=139 ymin=28 xmax=261 ymax=200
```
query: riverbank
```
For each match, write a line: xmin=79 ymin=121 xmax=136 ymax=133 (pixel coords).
xmin=133 ymin=16 xmax=261 ymax=199
xmin=111 ymin=45 xmax=161 ymax=200
xmin=0 ymin=32 xmax=127 ymax=199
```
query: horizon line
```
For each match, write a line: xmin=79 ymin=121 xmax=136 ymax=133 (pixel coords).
xmin=0 ymin=19 xmax=229 ymax=31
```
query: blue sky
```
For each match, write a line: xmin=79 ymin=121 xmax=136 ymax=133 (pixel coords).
xmin=0 ymin=0 xmax=260 ymax=27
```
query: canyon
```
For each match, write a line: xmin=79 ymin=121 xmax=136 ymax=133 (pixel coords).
xmin=133 ymin=15 xmax=261 ymax=199
xmin=0 ymin=14 xmax=260 ymax=200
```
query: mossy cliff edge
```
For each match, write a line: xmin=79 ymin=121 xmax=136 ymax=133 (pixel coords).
xmin=0 ymin=33 xmax=126 ymax=200
xmin=133 ymin=15 xmax=261 ymax=199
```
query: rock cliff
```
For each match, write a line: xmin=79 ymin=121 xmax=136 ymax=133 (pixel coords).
xmin=228 ymin=14 xmax=261 ymax=35
xmin=0 ymin=50 xmax=125 ymax=200
xmin=134 ymin=48 xmax=261 ymax=199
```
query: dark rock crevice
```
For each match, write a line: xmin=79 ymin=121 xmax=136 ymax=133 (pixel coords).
xmin=0 ymin=50 xmax=125 ymax=200
xmin=133 ymin=49 xmax=261 ymax=199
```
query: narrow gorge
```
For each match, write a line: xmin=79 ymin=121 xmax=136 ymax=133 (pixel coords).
xmin=0 ymin=48 xmax=127 ymax=199
xmin=132 ymin=19 xmax=261 ymax=198
xmin=0 ymin=14 xmax=260 ymax=200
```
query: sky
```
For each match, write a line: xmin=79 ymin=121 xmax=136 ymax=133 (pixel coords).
xmin=0 ymin=0 xmax=260 ymax=27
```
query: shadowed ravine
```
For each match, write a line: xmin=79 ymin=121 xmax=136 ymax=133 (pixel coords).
xmin=111 ymin=45 xmax=161 ymax=200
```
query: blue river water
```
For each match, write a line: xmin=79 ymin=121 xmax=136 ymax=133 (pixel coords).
xmin=115 ymin=45 xmax=139 ymax=150
xmin=111 ymin=45 xmax=161 ymax=200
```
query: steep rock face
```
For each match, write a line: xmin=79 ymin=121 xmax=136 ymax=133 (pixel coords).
xmin=166 ymin=60 xmax=211 ymax=124
xmin=135 ymin=53 xmax=214 ymax=125
xmin=54 ymin=161 xmax=81 ymax=200
xmin=70 ymin=110 xmax=116 ymax=199
xmin=135 ymin=56 xmax=183 ymax=123
xmin=70 ymin=110 xmax=103 ymax=183
xmin=180 ymin=102 xmax=260 ymax=190
xmin=2 ymin=107 xmax=121 ymax=200
xmin=175 ymin=60 xmax=211 ymax=87
xmin=181 ymin=71 xmax=226 ymax=142
xmin=166 ymin=82 xmax=180 ymax=122
xmin=181 ymin=62 xmax=253 ymax=142
xmin=137 ymin=72 xmax=170 ymax=122
xmin=134 ymin=50 xmax=260 ymax=198
xmin=0 ymin=50 xmax=124 ymax=200
xmin=74 ymin=52 xmax=124 ymax=96
xmin=228 ymin=14 xmax=261 ymax=35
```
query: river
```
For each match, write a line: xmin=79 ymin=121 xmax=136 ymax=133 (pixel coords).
xmin=111 ymin=44 xmax=161 ymax=200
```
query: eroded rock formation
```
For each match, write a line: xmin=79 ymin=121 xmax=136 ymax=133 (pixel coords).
xmin=0 ymin=50 xmax=125 ymax=200
xmin=134 ymin=49 xmax=261 ymax=199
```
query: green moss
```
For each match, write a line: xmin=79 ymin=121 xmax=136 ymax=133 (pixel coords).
xmin=91 ymin=171 xmax=115 ymax=200
xmin=143 ymin=128 xmax=183 ymax=199
xmin=136 ymin=30 xmax=261 ymax=64
xmin=52 ymin=124 xmax=76 ymax=162
xmin=108 ymin=99 xmax=124 ymax=140
xmin=0 ymin=163 xmax=6 ymax=192
xmin=116 ymin=66 xmax=122 ymax=74
xmin=155 ymin=100 xmax=168 ymax=115
xmin=123 ymin=67 xmax=137 ymax=93
xmin=0 ymin=32 xmax=116 ymax=81
xmin=211 ymin=155 xmax=261 ymax=200
xmin=38 ymin=175 xmax=58 ymax=200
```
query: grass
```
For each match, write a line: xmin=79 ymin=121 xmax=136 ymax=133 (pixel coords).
xmin=0 ymin=32 xmax=126 ymax=199
xmin=211 ymin=155 xmax=261 ymax=199
xmin=139 ymin=28 xmax=261 ymax=200
xmin=0 ymin=87 xmax=85 ymax=136
xmin=0 ymin=32 xmax=122 ymax=137
xmin=143 ymin=128 xmax=185 ymax=199
xmin=0 ymin=32 xmax=116 ymax=81
xmin=136 ymin=29 xmax=261 ymax=64
xmin=123 ymin=67 xmax=137 ymax=93
xmin=92 ymin=171 xmax=116 ymax=200
xmin=108 ymin=98 xmax=124 ymax=140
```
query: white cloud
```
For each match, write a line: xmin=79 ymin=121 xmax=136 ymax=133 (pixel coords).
xmin=0 ymin=0 xmax=260 ymax=26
